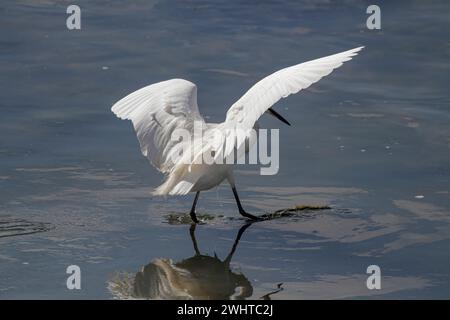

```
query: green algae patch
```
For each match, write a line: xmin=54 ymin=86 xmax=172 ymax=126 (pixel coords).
xmin=165 ymin=213 xmax=217 ymax=225
xmin=260 ymin=204 xmax=331 ymax=220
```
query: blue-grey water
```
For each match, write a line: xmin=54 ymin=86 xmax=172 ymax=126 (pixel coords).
xmin=1 ymin=0 xmax=449 ymax=299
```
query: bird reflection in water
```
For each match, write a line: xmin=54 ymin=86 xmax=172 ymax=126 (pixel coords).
xmin=133 ymin=223 xmax=252 ymax=299
xmin=126 ymin=223 xmax=257 ymax=300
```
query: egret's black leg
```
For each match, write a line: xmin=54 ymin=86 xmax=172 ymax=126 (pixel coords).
xmin=224 ymin=222 xmax=253 ymax=265
xmin=189 ymin=224 xmax=201 ymax=255
xmin=189 ymin=191 xmax=200 ymax=223
xmin=231 ymin=187 xmax=259 ymax=220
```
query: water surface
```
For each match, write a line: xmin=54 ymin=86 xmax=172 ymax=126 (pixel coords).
xmin=1 ymin=0 xmax=450 ymax=299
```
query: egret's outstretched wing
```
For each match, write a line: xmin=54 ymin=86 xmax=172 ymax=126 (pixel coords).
xmin=199 ymin=47 xmax=363 ymax=165
xmin=225 ymin=46 xmax=364 ymax=129
xmin=111 ymin=79 xmax=205 ymax=173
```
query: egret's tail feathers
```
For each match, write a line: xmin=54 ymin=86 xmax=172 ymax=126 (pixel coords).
xmin=151 ymin=164 xmax=200 ymax=196
xmin=169 ymin=181 xmax=195 ymax=196
xmin=151 ymin=180 xmax=177 ymax=196
xmin=151 ymin=166 xmax=189 ymax=196
xmin=151 ymin=179 xmax=194 ymax=196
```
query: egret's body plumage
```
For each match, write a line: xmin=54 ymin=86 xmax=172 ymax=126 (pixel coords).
xmin=112 ymin=47 xmax=363 ymax=221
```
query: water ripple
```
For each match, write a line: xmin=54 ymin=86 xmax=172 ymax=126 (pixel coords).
xmin=0 ymin=215 xmax=53 ymax=238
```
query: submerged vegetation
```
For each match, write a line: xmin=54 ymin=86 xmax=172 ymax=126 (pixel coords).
xmin=165 ymin=205 xmax=331 ymax=224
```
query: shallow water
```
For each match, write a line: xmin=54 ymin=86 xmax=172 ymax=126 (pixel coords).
xmin=1 ymin=0 xmax=450 ymax=299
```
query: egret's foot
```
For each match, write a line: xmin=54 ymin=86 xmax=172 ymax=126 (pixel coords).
xmin=189 ymin=211 xmax=199 ymax=224
xmin=239 ymin=210 xmax=262 ymax=221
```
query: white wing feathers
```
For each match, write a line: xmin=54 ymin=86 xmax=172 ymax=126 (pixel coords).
xmin=111 ymin=79 xmax=204 ymax=174
xmin=225 ymin=46 xmax=364 ymax=129
xmin=201 ymin=46 xmax=364 ymax=164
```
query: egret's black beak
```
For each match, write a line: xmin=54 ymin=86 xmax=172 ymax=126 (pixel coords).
xmin=267 ymin=108 xmax=291 ymax=126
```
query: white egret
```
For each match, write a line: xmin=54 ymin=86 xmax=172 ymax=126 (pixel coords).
xmin=111 ymin=46 xmax=363 ymax=222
